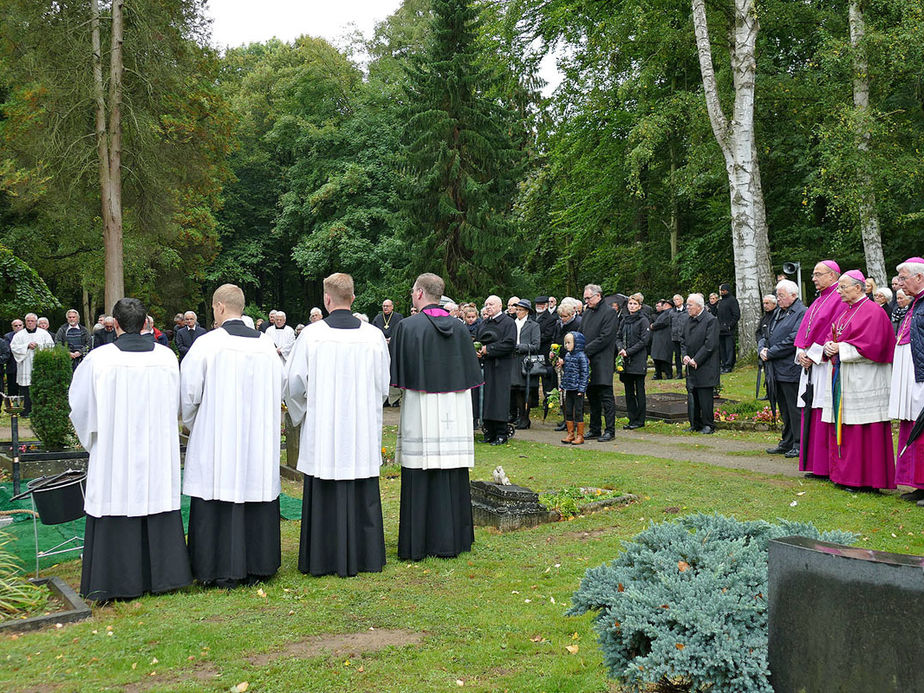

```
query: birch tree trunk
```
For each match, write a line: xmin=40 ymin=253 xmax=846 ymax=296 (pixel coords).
xmin=848 ymin=0 xmax=886 ymax=285
xmin=691 ymin=0 xmax=771 ymax=354
xmin=91 ymin=0 xmax=116 ymax=311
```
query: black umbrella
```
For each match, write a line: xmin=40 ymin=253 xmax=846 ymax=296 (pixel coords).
xmin=755 ymin=361 xmax=764 ymax=400
xmin=900 ymin=406 xmax=924 ymax=457
xmin=764 ymin=359 xmax=778 ymax=423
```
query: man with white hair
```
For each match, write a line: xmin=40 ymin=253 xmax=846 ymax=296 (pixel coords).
xmin=175 ymin=310 xmax=207 ymax=360
xmin=37 ymin=317 xmax=50 ymax=331
xmin=476 ymin=295 xmax=516 ymax=444
xmin=309 ymin=307 xmax=323 ymax=323
xmin=890 ymin=258 xmax=924 ymax=502
xmin=54 ymin=308 xmax=91 ymax=370
xmin=265 ymin=310 xmax=296 ymax=362
xmin=759 ymin=280 xmax=805 ymax=458
xmin=93 ymin=316 xmax=117 ymax=349
xmin=260 ymin=309 xmax=277 ymax=333
xmin=681 ymin=294 xmax=720 ymax=434
xmin=10 ymin=312 xmax=55 ymax=416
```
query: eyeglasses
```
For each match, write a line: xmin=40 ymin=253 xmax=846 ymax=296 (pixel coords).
xmin=811 ymin=270 xmax=832 ymax=278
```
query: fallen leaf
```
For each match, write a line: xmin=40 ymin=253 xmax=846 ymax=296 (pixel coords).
xmin=676 ymin=643 xmax=685 ymax=650
xmin=456 ymin=679 xmax=465 ymax=687
xmin=571 ymin=632 xmax=580 ymax=640
xmin=257 ymin=588 xmax=266 ymax=598
xmin=530 ymin=634 xmax=544 ymax=642
xmin=617 ymin=583 xmax=625 ymax=592
xmin=677 ymin=561 xmax=690 ymax=572
xmin=151 ymin=657 xmax=158 ymax=665
xmin=358 ymin=666 xmax=364 ymax=673
xmin=789 ymin=501 xmax=798 ymax=507
xmin=565 ymin=645 xmax=579 ymax=654
xmin=796 ymin=491 xmax=806 ymax=496
xmin=233 ymin=683 xmax=249 ymax=693
xmin=131 ymin=663 xmax=137 ymax=670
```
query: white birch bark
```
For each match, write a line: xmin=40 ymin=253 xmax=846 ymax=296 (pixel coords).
xmin=103 ymin=0 xmax=125 ymax=310
xmin=848 ymin=0 xmax=886 ymax=286
xmin=691 ymin=0 xmax=771 ymax=354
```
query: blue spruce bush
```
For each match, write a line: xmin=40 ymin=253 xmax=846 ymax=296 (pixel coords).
xmin=568 ymin=513 xmax=856 ymax=692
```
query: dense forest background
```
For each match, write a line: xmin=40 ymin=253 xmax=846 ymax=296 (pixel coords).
xmin=1 ymin=0 xmax=922 ymax=335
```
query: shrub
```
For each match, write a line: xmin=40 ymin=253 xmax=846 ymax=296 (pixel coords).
xmin=568 ymin=513 xmax=856 ymax=693
xmin=0 ymin=530 xmax=48 ymax=616
xmin=30 ymin=346 xmax=74 ymax=450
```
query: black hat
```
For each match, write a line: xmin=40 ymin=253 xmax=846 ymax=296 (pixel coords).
xmin=479 ymin=327 xmax=500 ymax=344
xmin=514 ymin=299 xmax=534 ymax=313
xmin=720 ymin=283 xmax=731 ymax=292
xmin=534 ymin=296 xmax=549 ymax=305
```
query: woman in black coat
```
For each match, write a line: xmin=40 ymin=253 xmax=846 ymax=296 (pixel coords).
xmin=617 ymin=294 xmax=650 ymax=429
xmin=510 ymin=300 xmax=541 ymax=429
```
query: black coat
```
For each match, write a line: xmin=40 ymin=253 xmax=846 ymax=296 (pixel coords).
xmin=670 ymin=306 xmax=688 ymax=341
xmin=93 ymin=328 xmax=118 ymax=349
xmin=755 ymin=309 xmax=775 ymax=342
xmin=174 ymin=324 xmax=207 ymax=359
xmin=716 ymin=294 xmax=741 ymax=336
xmin=3 ymin=331 xmax=17 ymax=375
xmin=476 ymin=312 xmax=516 ymax=421
xmin=649 ymin=309 xmax=674 ymax=362
xmin=681 ymin=309 xmax=720 ymax=388
xmin=535 ymin=309 xmax=558 ymax=357
xmin=372 ymin=311 xmax=404 ymax=341
xmin=757 ymin=300 xmax=806 ymax=383
xmin=511 ymin=318 xmax=541 ymax=388
xmin=581 ymin=302 xmax=618 ymax=386
xmin=617 ymin=313 xmax=650 ymax=376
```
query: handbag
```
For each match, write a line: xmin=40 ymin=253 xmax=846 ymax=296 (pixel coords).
xmin=521 ymin=354 xmax=546 ymax=377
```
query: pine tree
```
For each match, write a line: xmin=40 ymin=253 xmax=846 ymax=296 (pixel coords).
xmin=400 ymin=0 xmax=522 ymax=297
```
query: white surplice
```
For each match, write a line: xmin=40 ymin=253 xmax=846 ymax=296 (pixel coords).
xmin=265 ymin=324 xmax=296 ymax=362
xmin=284 ymin=321 xmax=389 ymax=480
xmin=818 ymin=343 xmax=892 ymax=425
xmin=180 ymin=327 xmax=283 ymax=503
xmin=397 ymin=390 xmax=474 ymax=470
xmin=69 ymin=343 xmax=181 ymax=518
xmin=10 ymin=328 xmax=55 ymax=386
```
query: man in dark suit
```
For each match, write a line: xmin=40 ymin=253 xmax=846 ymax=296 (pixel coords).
xmin=371 ymin=299 xmax=404 ymax=344
xmin=174 ymin=310 xmax=207 ymax=360
xmin=682 ymin=293 xmax=720 ymax=434
xmin=476 ymin=295 xmax=516 ymax=445
xmin=716 ymin=282 xmax=741 ymax=372
xmin=758 ymin=280 xmax=806 ymax=458
xmin=533 ymin=295 xmax=558 ymax=405
xmin=581 ymin=284 xmax=618 ymax=442
xmin=4 ymin=318 xmax=23 ymax=395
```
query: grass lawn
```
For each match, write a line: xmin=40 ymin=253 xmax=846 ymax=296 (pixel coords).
xmin=3 ymin=413 xmax=922 ymax=692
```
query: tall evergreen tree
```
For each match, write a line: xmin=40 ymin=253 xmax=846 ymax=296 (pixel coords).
xmin=400 ymin=0 xmax=522 ymax=297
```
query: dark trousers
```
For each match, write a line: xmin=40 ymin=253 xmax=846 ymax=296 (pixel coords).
xmin=564 ymin=390 xmax=584 ymax=423
xmin=21 ymin=385 xmax=31 ymax=416
xmin=4 ymin=373 xmax=18 ymax=396
xmin=653 ymin=359 xmax=672 ymax=379
xmin=620 ymin=373 xmax=646 ymax=426
xmin=483 ymin=419 xmax=507 ymax=442
xmin=720 ymin=334 xmax=736 ymax=370
xmin=687 ymin=385 xmax=714 ymax=430
xmin=587 ymin=384 xmax=616 ymax=435
xmin=672 ymin=341 xmax=683 ymax=375
xmin=775 ymin=379 xmax=800 ymax=451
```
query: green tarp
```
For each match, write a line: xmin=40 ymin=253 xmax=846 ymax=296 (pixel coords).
xmin=0 ymin=481 xmax=302 ymax=574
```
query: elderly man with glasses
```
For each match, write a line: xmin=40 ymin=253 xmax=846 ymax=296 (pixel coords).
xmin=581 ymin=284 xmax=618 ymax=442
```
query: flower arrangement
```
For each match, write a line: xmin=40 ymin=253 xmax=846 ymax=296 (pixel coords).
xmin=381 ymin=446 xmax=396 ymax=465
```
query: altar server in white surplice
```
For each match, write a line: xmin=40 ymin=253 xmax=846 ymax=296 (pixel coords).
xmin=10 ymin=312 xmax=55 ymax=416
xmin=285 ymin=272 xmax=389 ymax=577
xmin=265 ymin=311 xmax=296 ymax=363
xmin=181 ymin=284 xmax=284 ymax=588
xmin=70 ymin=298 xmax=191 ymax=602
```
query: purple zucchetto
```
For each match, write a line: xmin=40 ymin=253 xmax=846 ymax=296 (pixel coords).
xmin=843 ymin=269 xmax=866 ymax=284
xmin=821 ymin=260 xmax=840 ymax=274
xmin=902 ymin=257 xmax=924 ymax=265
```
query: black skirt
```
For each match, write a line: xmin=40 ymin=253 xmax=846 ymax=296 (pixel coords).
xmin=80 ymin=510 xmax=192 ymax=602
xmin=398 ymin=467 xmax=474 ymax=561
xmin=298 ymin=475 xmax=386 ymax=577
xmin=187 ymin=497 xmax=281 ymax=587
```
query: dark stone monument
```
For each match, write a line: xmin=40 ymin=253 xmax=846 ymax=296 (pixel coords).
xmin=613 ymin=392 xmax=734 ymax=421
xmin=470 ymin=480 xmax=557 ymax=532
xmin=768 ymin=536 xmax=924 ymax=693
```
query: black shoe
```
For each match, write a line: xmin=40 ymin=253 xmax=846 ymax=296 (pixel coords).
xmin=554 ymin=421 xmax=567 ymax=431
xmin=623 ymin=424 xmax=633 ymax=430
xmin=803 ymin=472 xmax=824 ymax=479
xmin=626 ymin=424 xmax=644 ymax=430
xmin=481 ymin=434 xmax=494 ymax=444
xmin=515 ymin=421 xmax=530 ymax=430
xmin=700 ymin=426 xmax=715 ymax=434
xmin=784 ymin=447 xmax=800 ymax=459
xmin=766 ymin=446 xmax=787 ymax=455
xmin=490 ymin=437 xmax=507 ymax=446
xmin=584 ymin=431 xmax=601 ymax=440
xmin=683 ymin=426 xmax=697 ymax=433
xmin=675 ymin=374 xmax=684 ymax=380
xmin=598 ymin=432 xmax=614 ymax=442
xmin=652 ymin=376 xmax=662 ymax=380
xmin=900 ymin=489 xmax=924 ymax=502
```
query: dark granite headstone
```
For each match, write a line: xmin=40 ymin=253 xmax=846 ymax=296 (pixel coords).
xmin=768 ymin=536 xmax=924 ymax=693
xmin=613 ymin=392 xmax=734 ymax=421
xmin=470 ymin=480 xmax=557 ymax=531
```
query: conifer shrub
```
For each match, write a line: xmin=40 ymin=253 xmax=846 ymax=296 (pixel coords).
xmin=568 ymin=513 xmax=856 ymax=693
xmin=30 ymin=346 xmax=74 ymax=450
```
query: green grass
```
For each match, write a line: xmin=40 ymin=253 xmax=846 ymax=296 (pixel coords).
xmin=3 ymin=420 xmax=921 ymax=692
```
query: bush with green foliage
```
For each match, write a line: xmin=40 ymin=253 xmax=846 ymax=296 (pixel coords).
xmin=568 ymin=514 xmax=856 ymax=693
xmin=30 ymin=346 xmax=74 ymax=450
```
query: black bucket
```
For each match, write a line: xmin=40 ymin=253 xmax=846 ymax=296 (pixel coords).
xmin=27 ymin=470 xmax=87 ymax=525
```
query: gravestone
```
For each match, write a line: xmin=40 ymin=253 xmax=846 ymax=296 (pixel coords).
xmin=613 ymin=392 xmax=733 ymax=421
xmin=470 ymin=480 xmax=556 ymax=531
xmin=768 ymin=535 xmax=924 ymax=693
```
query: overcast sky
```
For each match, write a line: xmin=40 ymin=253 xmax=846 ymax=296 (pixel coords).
xmin=205 ymin=0 xmax=561 ymax=93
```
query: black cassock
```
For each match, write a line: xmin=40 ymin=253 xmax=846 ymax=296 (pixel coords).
xmin=476 ymin=313 xmax=516 ymax=421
